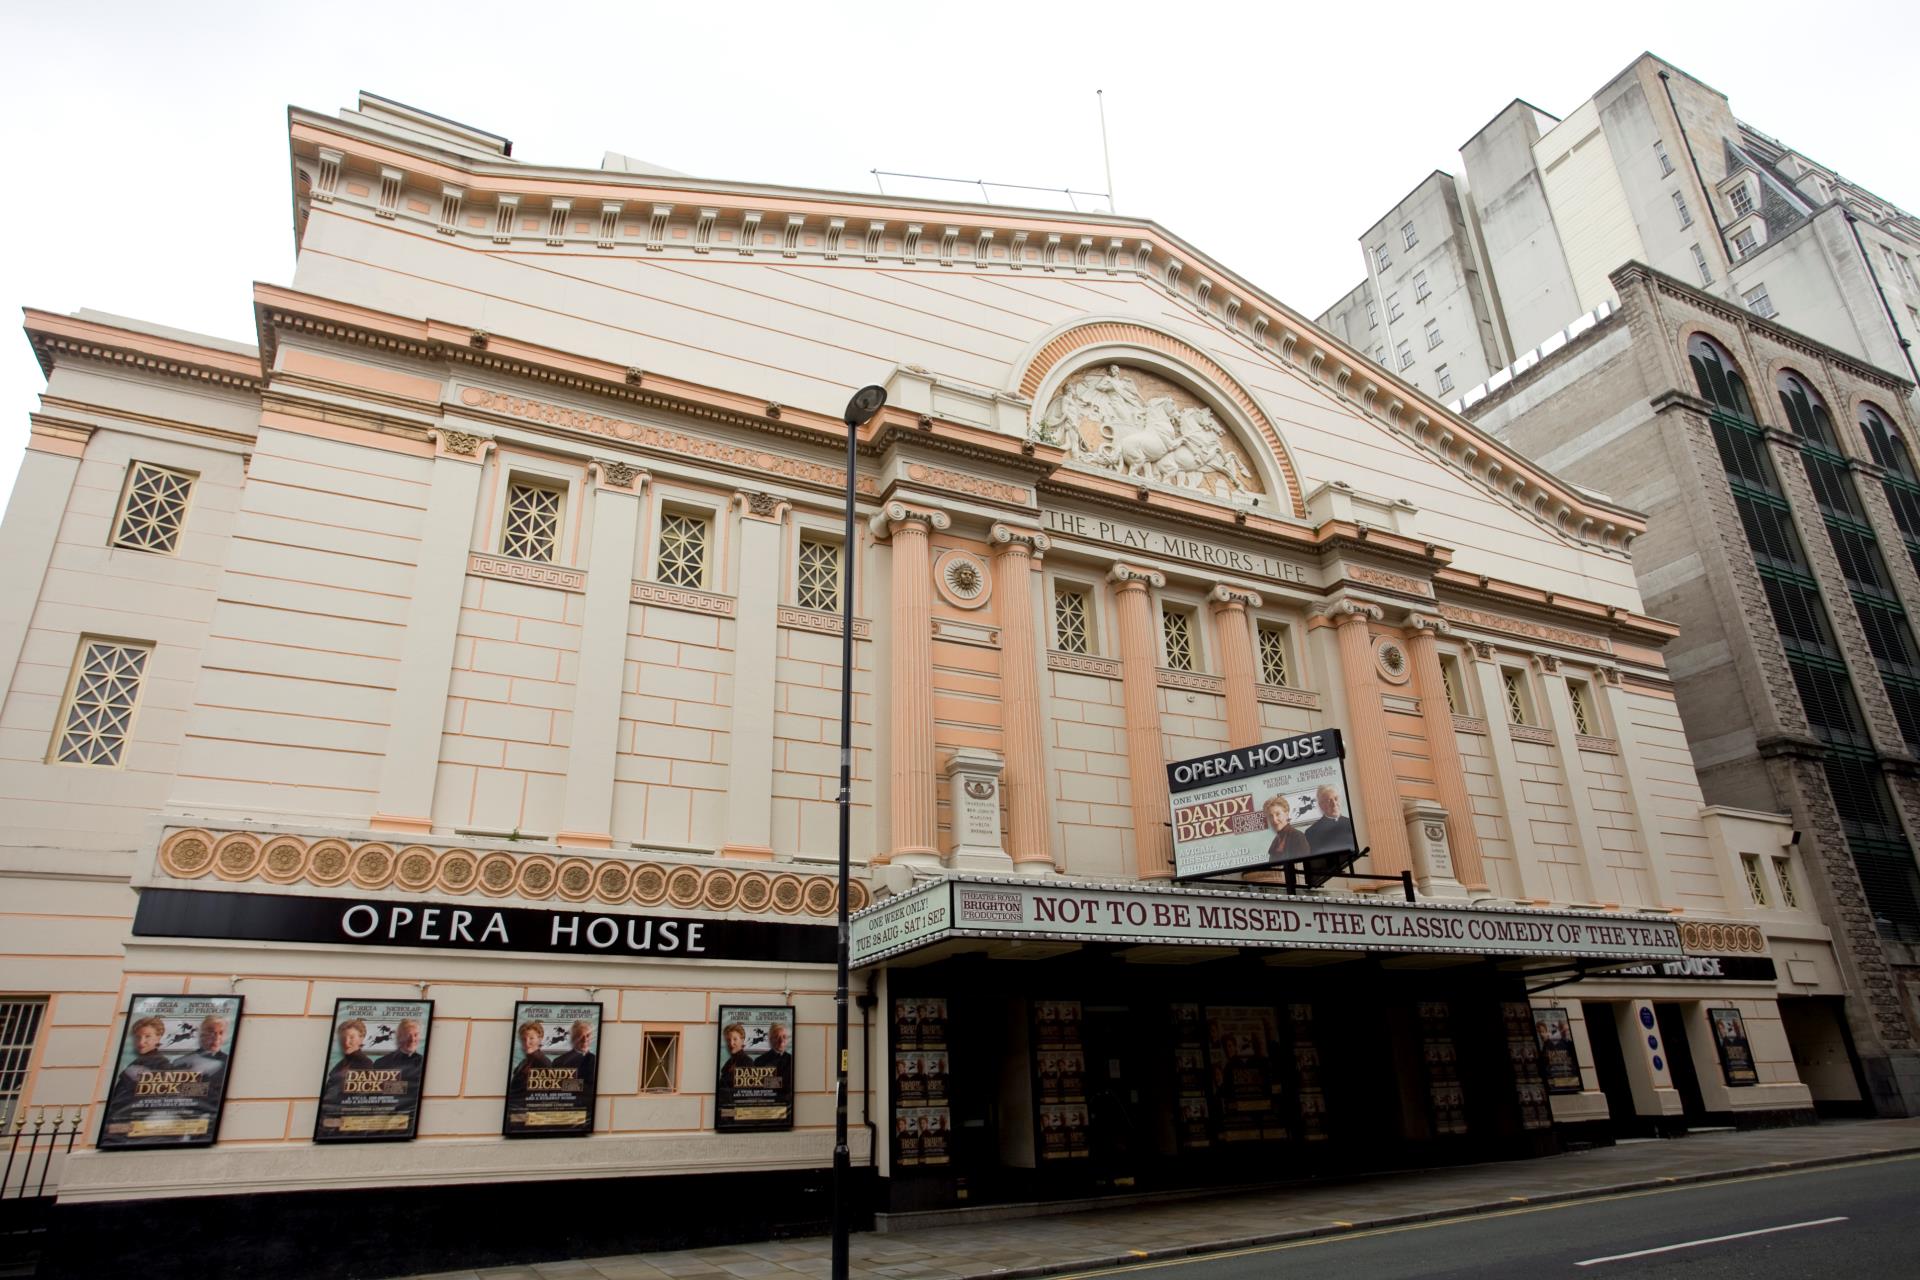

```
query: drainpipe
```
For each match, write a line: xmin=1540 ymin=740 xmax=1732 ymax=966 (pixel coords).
xmin=1844 ymin=210 xmax=1920 ymax=387
xmin=859 ymin=973 xmax=879 ymax=1166
xmin=1658 ymin=70 xmax=1733 ymax=264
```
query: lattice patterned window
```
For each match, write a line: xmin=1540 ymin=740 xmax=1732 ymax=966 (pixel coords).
xmin=1054 ymin=586 xmax=1091 ymax=654
xmin=1440 ymin=656 xmax=1466 ymax=715
xmin=111 ymin=462 xmax=193 ymax=554
xmin=1568 ymin=681 xmax=1594 ymax=735
xmin=0 ymin=998 xmax=46 ymax=1126
xmin=1774 ymin=858 xmax=1800 ymax=909
xmin=1742 ymin=854 xmax=1770 ymax=906
xmin=1162 ymin=607 xmax=1196 ymax=672
xmin=1257 ymin=622 xmax=1290 ymax=686
xmin=1502 ymin=670 xmax=1531 ymax=726
xmin=501 ymin=479 xmax=562 ymax=563
xmin=656 ymin=511 xmax=710 ymax=588
xmin=51 ymin=639 xmax=151 ymax=767
xmin=641 ymin=1031 xmax=679 ymax=1091
xmin=796 ymin=536 xmax=840 ymax=612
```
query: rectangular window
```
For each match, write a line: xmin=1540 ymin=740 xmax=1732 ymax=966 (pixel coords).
xmin=641 ymin=1031 xmax=679 ymax=1092
xmin=1425 ymin=319 xmax=1443 ymax=350
xmin=1374 ymin=245 xmax=1391 ymax=272
xmin=1257 ymin=622 xmax=1290 ymax=686
xmin=51 ymin=638 xmax=151 ymax=768
xmin=1741 ymin=853 xmax=1770 ymax=906
xmin=1692 ymin=243 xmax=1714 ymax=285
xmin=1673 ymin=191 xmax=1693 ymax=228
xmin=1744 ymin=284 xmax=1777 ymax=319
xmin=1730 ymin=183 xmax=1754 ymax=217
xmin=1053 ymin=585 xmax=1091 ymax=654
xmin=1903 ymin=257 xmax=1918 ymax=290
xmin=1773 ymin=857 xmax=1800 ymax=908
xmin=1501 ymin=669 xmax=1531 ymax=726
xmin=1397 ymin=340 xmax=1414 ymax=370
xmin=0 ymin=998 xmax=46 ymax=1126
xmin=1436 ymin=364 xmax=1454 ymax=394
xmin=1387 ymin=292 xmax=1403 ymax=323
xmin=1413 ymin=269 xmax=1431 ymax=302
xmin=1402 ymin=221 xmax=1418 ymax=250
xmin=1733 ymin=227 xmax=1758 ymax=258
xmin=1365 ymin=295 xmax=1378 ymax=328
xmin=1374 ymin=347 xmax=1387 ymax=366
xmin=1568 ymin=680 xmax=1594 ymax=734
xmin=1161 ymin=607 xmax=1196 ymax=672
xmin=1655 ymin=139 xmax=1674 ymax=176
xmin=796 ymin=535 xmax=841 ymax=612
xmin=502 ymin=479 xmax=563 ymax=563
xmin=112 ymin=462 xmax=195 ymax=555
xmin=1440 ymin=655 xmax=1466 ymax=715
xmin=656 ymin=510 xmax=711 ymax=588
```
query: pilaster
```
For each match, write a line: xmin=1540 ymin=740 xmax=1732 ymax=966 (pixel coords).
xmin=1593 ymin=666 xmax=1682 ymax=911
xmin=1209 ymin=586 xmax=1264 ymax=749
xmin=1110 ymin=563 xmax=1172 ymax=879
xmin=1321 ymin=599 xmax=1411 ymax=881
xmin=1404 ymin=614 xmax=1488 ymax=892
xmin=990 ymin=523 xmax=1053 ymax=869
xmin=1466 ymin=641 xmax=1550 ymax=902
xmin=1532 ymin=654 xmax=1602 ymax=904
xmin=0 ymin=430 xmax=87 ymax=714
xmin=720 ymin=491 xmax=792 ymax=859
xmin=871 ymin=501 xmax=949 ymax=865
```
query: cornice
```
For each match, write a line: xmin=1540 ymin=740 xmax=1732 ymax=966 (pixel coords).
xmin=24 ymin=309 xmax=264 ymax=391
xmin=1433 ymin=566 xmax=1678 ymax=648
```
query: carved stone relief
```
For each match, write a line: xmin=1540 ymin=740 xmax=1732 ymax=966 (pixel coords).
xmin=1034 ymin=365 xmax=1264 ymax=499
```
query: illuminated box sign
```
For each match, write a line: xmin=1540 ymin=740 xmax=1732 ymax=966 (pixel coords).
xmin=850 ymin=876 xmax=1685 ymax=967
xmin=1166 ymin=730 xmax=1357 ymax=880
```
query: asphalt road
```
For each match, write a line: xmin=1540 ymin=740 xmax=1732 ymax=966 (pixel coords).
xmin=1054 ymin=1153 xmax=1920 ymax=1279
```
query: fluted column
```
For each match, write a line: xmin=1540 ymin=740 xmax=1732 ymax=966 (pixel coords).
xmin=1405 ymin=614 xmax=1488 ymax=891
xmin=1209 ymin=586 xmax=1264 ymax=749
xmin=990 ymin=523 xmax=1053 ymax=868
xmin=558 ymin=462 xmax=646 ymax=847
xmin=873 ymin=502 xmax=949 ymax=864
xmin=1324 ymin=599 xmax=1412 ymax=880
xmin=1111 ymin=564 xmax=1173 ymax=879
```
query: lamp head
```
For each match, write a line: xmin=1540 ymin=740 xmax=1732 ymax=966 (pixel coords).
xmin=843 ymin=385 xmax=887 ymax=429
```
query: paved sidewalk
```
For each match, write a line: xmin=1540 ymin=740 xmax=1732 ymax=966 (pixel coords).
xmin=410 ymin=1119 xmax=1920 ymax=1280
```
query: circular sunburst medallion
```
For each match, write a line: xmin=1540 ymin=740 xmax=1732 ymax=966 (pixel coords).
xmin=159 ymin=829 xmax=217 ymax=878
xmin=308 ymin=838 xmax=353 ymax=887
xmin=665 ymin=867 xmax=704 ymax=909
xmin=593 ymin=861 xmax=632 ymax=904
xmin=211 ymin=832 xmax=263 ymax=881
xmin=260 ymin=835 xmax=309 ymax=884
xmin=631 ymin=864 xmax=669 ymax=906
xmin=555 ymin=858 xmax=595 ymax=902
xmin=847 ymin=879 xmax=870 ymax=912
xmin=932 ymin=549 xmax=993 ymax=611
xmin=702 ymin=869 xmax=739 ymax=911
xmin=516 ymin=855 xmax=558 ymax=899
xmin=437 ymin=848 xmax=479 ymax=893
xmin=394 ymin=846 xmax=438 ymax=892
xmin=736 ymin=871 xmax=773 ymax=913
xmin=802 ymin=876 xmax=836 ymax=916
xmin=476 ymin=852 xmax=518 ymax=897
xmin=1374 ymin=639 xmax=1412 ymax=686
xmin=349 ymin=843 xmax=397 ymax=890
xmin=771 ymin=873 xmax=805 ymax=914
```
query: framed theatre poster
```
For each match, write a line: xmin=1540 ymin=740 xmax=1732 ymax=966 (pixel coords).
xmin=715 ymin=1006 xmax=795 ymax=1132
xmin=98 ymin=994 xmax=244 ymax=1150
xmin=503 ymin=1001 xmax=602 ymax=1138
xmin=1707 ymin=1007 xmax=1759 ymax=1086
xmin=1533 ymin=1007 xmax=1583 ymax=1094
xmin=313 ymin=999 xmax=433 ymax=1143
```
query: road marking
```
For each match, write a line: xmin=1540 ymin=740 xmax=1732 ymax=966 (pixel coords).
xmin=1574 ymin=1216 xmax=1847 ymax=1266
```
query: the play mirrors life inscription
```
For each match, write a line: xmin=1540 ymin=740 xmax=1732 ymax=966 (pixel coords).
xmin=1042 ymin=509 xmax=1310 ymax=584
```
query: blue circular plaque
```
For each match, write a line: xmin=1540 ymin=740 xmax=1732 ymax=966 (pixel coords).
xmin=1639 ymin=1007 xmax=1655 ymax=1029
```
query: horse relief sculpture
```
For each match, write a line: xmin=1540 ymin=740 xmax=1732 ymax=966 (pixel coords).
xmin=1036 ymin=366 xmax=1259 ymax=499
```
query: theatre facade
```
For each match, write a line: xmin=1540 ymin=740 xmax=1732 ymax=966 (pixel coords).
xmin=0 ymin=94 xmax=1858 ymax=1274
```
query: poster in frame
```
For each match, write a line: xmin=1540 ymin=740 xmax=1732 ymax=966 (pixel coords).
xmin=1532 ymin=1006 xmax=1583 ymax=1094
xmin=1707 ymin=1007 xmax=1759 ymax=1086
xmin=312 ymin=998 xmax=434 ymax=1143
xmin=502 ymin=1001 xmax=603 ymax=1138
xmin=97 ymin=994 xmax=245 ymax=1151
xmin=715 ymin=1005 xmax=796 ymax=1132
xmin=1167 ymin=730 xmax=1357 ymax=881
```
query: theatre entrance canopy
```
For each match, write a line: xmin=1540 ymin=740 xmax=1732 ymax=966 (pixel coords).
xmin=851 ymin=874 xmax=1686 ymax=972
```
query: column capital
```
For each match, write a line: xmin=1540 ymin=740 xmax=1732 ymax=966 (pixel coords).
xmin=1108 ymin=563 xmax=1166 ymax=590
xmin=1311 ymin=597 xmax=1383 ymax=626
xmin=591 ymin=459 xmax=649 ymax=493
xmin=1530 ymin=652 xmax=1561 ymax=674
xmin=1594 ymin=664 xmax=1624 ymax=687
xmin=1467 ymin=639 xmax=1497 ymax=661
xmin=869 ymin=501 xmax=950 ymax=540
xmin=1208 ymin=584 xmax=1263 ymax=611
xmin=433 ymin=427 xmax=494 ymax=461
xmin=1405 ymin=612 xmax=1453 ymax=638
xmin=731 ymin=488 xmax=789 ymax=522
xmin=989 ymin=522 xmax=1051 ymax=557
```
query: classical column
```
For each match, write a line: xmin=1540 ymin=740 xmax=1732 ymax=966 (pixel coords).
xmin=371 ymin=431 xmax=492 ymax=832
xmin=1324 ymin=599 xmax=1412 ymax=880
xmin=557 ymin=462 xmax=646 ymax=847
xmin=1209 ymin=586 xmax=1264 ymax=749
xmin=720 ymin=491 xmax=790 ymax=859
xmin=1111 ymin=563 xmax=1173 ymax=879
xmin=990 ymin=523 xmax=1053 ymax=869
xmin=1404 ymin=614 xmax=1488 ymax=892
xmin=872 ymin=502 xmax=949 ymax=864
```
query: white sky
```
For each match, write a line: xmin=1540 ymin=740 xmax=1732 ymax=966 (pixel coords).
xmin=3 ymin=1 xmax=1916 ymax=510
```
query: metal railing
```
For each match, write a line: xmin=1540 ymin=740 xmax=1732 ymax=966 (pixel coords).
xmin=1 ymin=1107 xmax=84 ymax=1273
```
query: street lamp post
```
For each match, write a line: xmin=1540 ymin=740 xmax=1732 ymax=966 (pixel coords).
xmin=833 ymin=384 xmax=886 ymax=1280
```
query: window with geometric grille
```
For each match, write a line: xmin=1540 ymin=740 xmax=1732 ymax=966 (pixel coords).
xmin=50 ymin=639 xmax=151 ymax=768
xmin=1741 ymin=853 xmax=1769 ymax=905
xmin=111 ymin=462 xmax=194 ymax=554
xmin=501 ymin=479 xmax=562 ymax=563
xmin=1257 ymin=622 xmax=1290 ymax=686
xmin=1568 ymin=680 xmax=1595 ymax=735
xmin=1053 ymin=586 xmax=1091 ymax=654
xmin=1440 ymin=655 xmax=1467 ymax=714
xmin=1773 ymin=858 xmax=1800 ymax=909
xmin=0 ymin=998 xmax=46 ymax=1126
xmin=1501 ymin=669 xmax=1531 ymax=726
xmin=656 ymin=511 xmax=710 ymax=588
xmin=641 ymin=1031 xmax=679 ymax=1092
xmin=1162 ymin=607 xmax=1197 ymax=672
xmin=796 ymin=535 xmax=840 ymax=612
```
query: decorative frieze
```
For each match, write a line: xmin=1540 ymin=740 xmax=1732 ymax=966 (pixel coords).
xmin=776 ymin=606 xmax=871 ymax=638
xmin=1255 ymin=683 xmax=1321 ymax=709
xmin=631 ymin=581 xmax=737 ymax=617
xmin=1046 ymin=650 xmax=1122 ymax=679
xmin=1576 ymin=734 xmax=1621 ymax=755
xmin=1348 ymin=565 xmax=1433 ymax=597
xmin=1509 ymin=724 xmax=1557 ymax=746
xmin=1678 ymin=919 xmax=1768 ymax=956
xmin=1157 ymin=668 xmax=1225 ymax=694
xmin=903 ymin=463 xmax=1031 ymax=506
xmin=468 ymin=551 xmax=586 ymax=593
xmin=156 ymin=829 xmax=867 ymax=916
xmin=1438 ymin=604 xmax=1613 ymax=655
xmin=1452 ymin=714 xmax=1489 ymax=735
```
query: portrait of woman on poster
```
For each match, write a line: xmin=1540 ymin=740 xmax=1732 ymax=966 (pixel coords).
xmin=1263 ymin=794 xmax=1311 ymax=862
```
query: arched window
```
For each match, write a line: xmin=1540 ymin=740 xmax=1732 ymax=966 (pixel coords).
xmin=1777 ymin=371 xmax=1838 ymax=448
xmin=1860 ymin=402 xmax=1916 ymax=480
xmin=1688 ymin=335 xmax=1756 ymax=419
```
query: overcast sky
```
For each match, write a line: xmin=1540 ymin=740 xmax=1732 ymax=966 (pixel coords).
xmin=3 ymin=1 xmax=1915 ymax=508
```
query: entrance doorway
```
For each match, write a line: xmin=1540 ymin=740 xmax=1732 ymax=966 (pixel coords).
xmin=1581 ymin=1001 xmax=1641 ymax=1136
xmin=1654 ymin=1003 xmax=1708 ymax=1125
xmin=1080 ymin=1004 xmax=1151 ymax=1186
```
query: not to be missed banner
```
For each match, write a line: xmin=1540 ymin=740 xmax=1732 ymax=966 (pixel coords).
xmin=99 ymin=995 xmax=244 ymax=1150
xmin=1167 ymin=730 xmax=1358 ymax=879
